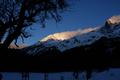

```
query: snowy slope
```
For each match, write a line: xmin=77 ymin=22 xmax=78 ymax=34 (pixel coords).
xmin=2 ymin=68 xmax=120 ymax=80
xmin=24 ymin=15 xmax=120 ymax=55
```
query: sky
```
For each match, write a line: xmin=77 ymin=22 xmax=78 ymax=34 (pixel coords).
xmin=22 ymin=0 xmax=120 ymax=46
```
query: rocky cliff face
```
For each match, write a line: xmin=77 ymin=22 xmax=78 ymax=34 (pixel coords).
xmin=100 ymin=15 xmax=120 ymax=37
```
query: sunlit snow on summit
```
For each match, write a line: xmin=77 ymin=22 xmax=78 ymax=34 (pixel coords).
xmin=107 ymin=15 xmax=120 ymax=26
xmin=40 ymin=27 xmax=100 ymax=42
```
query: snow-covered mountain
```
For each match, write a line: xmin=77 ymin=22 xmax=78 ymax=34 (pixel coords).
xmin=24 ymin=15 xmax=120 ymax=55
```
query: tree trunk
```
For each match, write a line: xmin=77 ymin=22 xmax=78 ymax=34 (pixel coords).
xmin=2 ymin=0 xmax=27 ymax=49
xmin=0 ymin=27 xmax=7 ymax=42
xmin=0 ymin=22 xmax=7 ymax=42
xmin=2 ymin=28 xmax=22 ymax=48
xmin=0 ymin=20 xmax=17 ymax=42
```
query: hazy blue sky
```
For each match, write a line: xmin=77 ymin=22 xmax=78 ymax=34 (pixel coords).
xmin=22 ymin=0 xmax=120 ymax=45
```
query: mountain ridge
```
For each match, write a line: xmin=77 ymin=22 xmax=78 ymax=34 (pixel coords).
xmin=24 ymin=15 xmax=120 ymax=55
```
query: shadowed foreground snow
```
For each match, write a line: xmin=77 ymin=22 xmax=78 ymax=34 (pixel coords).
xmin=1 ymin=68 xmax=120 ymax=80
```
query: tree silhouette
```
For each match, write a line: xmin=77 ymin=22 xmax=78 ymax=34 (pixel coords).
xmin=21 ymin=72 xmax=30 ymax=80
xmin=44 ymin=73 xmax=48 ymax=80
xmin=0 ymin=0 xmax=68 ymax=49
xmin=86 ymin=69 xmax=92 ymax=80
xmin=73 ymin=72 xmax=79 ymax=80
xmin=60 ymin=75 xmax=64 ymax=80
xmin=0 ymin=73 xmax=3 ymax=80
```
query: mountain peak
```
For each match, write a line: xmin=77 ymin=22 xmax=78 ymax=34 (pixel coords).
xmin=100 ymin=15 xmax=120 ymax=34
xmin=106 ymin=15 xmax=120 ymax=27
